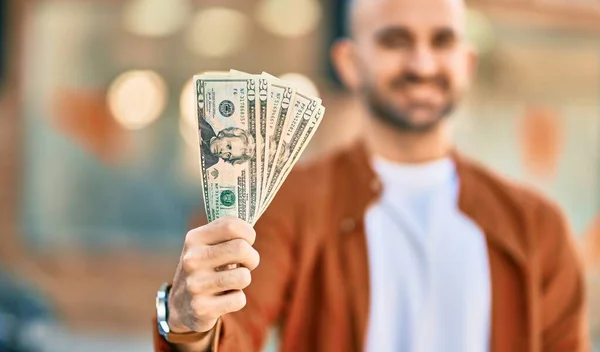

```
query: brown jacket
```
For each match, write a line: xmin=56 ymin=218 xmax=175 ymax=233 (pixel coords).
xmin=154 ymin=142 xmax=589 ymax=352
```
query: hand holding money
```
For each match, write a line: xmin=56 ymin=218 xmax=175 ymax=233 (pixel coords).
xmin=167 ymin=218 xmax=259 ymax=350
xmin=164 ymin=71 xmax=325 ymax=349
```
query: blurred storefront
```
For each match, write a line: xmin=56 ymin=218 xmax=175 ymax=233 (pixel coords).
xmin=0 ymin=0 xmax=598 ymax=350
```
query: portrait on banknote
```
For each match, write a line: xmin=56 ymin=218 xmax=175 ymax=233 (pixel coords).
xmin=200 ymin=117 xmax=256 ymax=168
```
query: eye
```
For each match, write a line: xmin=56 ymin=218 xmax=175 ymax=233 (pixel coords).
xmin=376 ymin=28 xmax=412 ymax=49
xmin=432 ymin=29 xmax=457 ymax=50
xmin=379 ymin=35 xmax=410 ymax=49
xmin=227 ymin=143 xmax=232 ymax=150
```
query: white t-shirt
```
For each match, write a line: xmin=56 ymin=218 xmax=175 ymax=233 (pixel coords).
xmin=364 ymin=157 xmax=491 ymax=352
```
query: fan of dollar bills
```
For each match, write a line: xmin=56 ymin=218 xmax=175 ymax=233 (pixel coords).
xmin=194 ymin=70 xmax=326 ymax=226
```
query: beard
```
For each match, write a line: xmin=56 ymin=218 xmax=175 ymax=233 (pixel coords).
xmin=364 ymin=72 xmax=456 ymax=133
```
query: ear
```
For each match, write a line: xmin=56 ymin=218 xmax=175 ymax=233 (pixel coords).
xmin=465 ymin=45 xmax=478 ymax=87
xmin=330 ymin=38 xmax=361 ymax=91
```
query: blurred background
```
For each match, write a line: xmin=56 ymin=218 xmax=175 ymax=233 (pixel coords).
xmin=0 ymin=0 xmax=598 ymax=351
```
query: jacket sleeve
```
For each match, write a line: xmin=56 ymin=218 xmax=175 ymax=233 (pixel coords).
xmin=539 ymin=201 xmax=590 ymax=351
xmin=153 ymin=170 xmax=304 ymax=352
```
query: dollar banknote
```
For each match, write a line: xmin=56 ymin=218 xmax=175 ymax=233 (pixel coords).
xmin=228 ymin=70 xmax=268 ymax=222
xmin=260 ymin=73 xmax=296 ymax=206
xmin=258 ymin=105 xmax=325 ymax=216
xmin=262 ymin=91 xmax=322 ymax=204
xmin=195 ymin=71 xmax=325 ymax=225
xmin=195 ymin=75 xmax=259 ymax=223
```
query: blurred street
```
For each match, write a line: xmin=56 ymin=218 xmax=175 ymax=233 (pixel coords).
xmin=0 ymin=0 xmax=598 ymax=350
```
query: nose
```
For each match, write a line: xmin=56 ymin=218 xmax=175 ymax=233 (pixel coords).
xmin=406 ymin=46 xmax=439 ymax=78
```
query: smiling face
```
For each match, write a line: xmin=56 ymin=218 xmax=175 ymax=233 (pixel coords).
xmin=333 ymin=0 xmax=475 ymax=132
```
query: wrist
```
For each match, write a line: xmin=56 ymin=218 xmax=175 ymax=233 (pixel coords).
xmin=157 ymin=283 xmax=209 ymax=345
xmin=166 ymin=308 xmax=193 ymax=334
xmin=165 ymin=283 xmax=194 ymax=333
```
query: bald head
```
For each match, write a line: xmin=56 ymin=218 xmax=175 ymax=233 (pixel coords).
xmin=345 ymin=0 xmax=467 ymax=39
xmin=331 ymin=0 xmax=474 ymax=133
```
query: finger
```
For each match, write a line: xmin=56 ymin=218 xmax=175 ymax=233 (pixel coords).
xmin=186 ymin=217 xmax=256 ymax=247
xmin=187 ymin=238 xmax=260 ymax=271
xmin=215 ymin=263 xmax=239 ymax=272
xmin=192 ymin=290 xmax=247 ymax=319
xmin=210 ymin=239 xmax=259 ymax=270
xmin=187 ymin=267 xmax=252 ymax=295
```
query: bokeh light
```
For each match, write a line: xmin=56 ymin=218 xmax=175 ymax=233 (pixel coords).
xmin=466 ymin=8 xmax=495 ymax=55
xmin=179 ymin=113 xmax=198 ymax=148
xmin=256 ymin=0 xmax=322 ymax=38
xmin=107 ymin=70 xmax=167 ymax=130
xmin=518 ymin=106 xmax=563 ymax=179
xmin=179 ymin=78 xmax=195 ymax=130
xmin=178 ymin=78 xmax=201 ymax=180
xmin=279 ymin=73 xmax=320 ymax=98
xmin=184 ymin=7 xmax=249 ymax=58
xmin=122 ymin=0 xmax=190 ymax=38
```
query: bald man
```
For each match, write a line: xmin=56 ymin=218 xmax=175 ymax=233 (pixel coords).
xmin=153 ymin=0 xmax=589 ymax=351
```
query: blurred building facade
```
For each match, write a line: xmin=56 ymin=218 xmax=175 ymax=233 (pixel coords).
xmin=0 ymin=0 xmax=598 ymax=350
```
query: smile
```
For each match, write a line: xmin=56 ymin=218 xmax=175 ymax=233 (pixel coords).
xmin=221 ymin=152 xmax=231 ymax=159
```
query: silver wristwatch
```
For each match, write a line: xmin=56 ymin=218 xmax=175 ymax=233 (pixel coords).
xmin=156 ymin=283 xmax=206 ymax=344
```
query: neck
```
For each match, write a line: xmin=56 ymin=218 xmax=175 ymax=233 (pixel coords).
xmin=364 ymin=115 xmax=452 ymax=164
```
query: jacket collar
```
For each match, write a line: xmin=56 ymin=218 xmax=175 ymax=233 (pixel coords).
xmin=342 ymin=139 xmax=527 ymax=267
